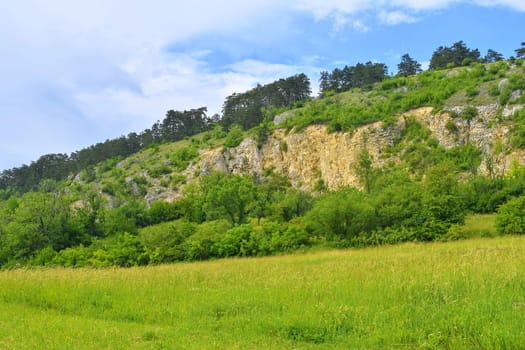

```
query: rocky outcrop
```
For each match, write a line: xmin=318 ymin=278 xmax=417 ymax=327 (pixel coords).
xmin=139 ymin=104 xmax=525 ymax=203
xmin=189 ymin=120 xmax=404 ymax=191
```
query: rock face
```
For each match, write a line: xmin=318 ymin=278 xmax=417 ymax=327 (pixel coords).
xmin=190 ymin=121 xmax=402 ymax=191
xmin=181 ymin=105 xmax=525 ymax=193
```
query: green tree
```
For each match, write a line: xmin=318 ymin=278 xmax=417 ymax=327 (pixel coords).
xmin=273 ymin=189 xmax=314 ymax=222
xmin=461 ymin=106 xmax=478 ymax=144
xmin=484 ymin=49 xmax=504 ymax=63
xmin=204 ymin=174 xmax=256 ymax=225
xmin=397 ymin=54 xmax=422 ymax=76
xmin=429 ymin=41 xmax=480 ymax=70
xmin=515 ymin=42 xmax=525 ymax=58
xmin=354 ymin=149 xmax=375 ymax=193
xmin=305 ymin=189 xmax=376 ymax=238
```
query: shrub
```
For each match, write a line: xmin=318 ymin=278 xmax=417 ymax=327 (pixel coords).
xmin=148 ymin=201 xmax=182 ymax=224
xmin=214 ymin=224 xmax=258 ymax=257
xmin=170 ymin=146 xmax=199 ymax=171
xmin=305 ymin=189 xmax=376 ymax=239
xmin=138 ymin=220 xmax=196 ymax=263
xmin=496 ymin=196 xmax=525 ymax=234
xmin=270 ymin=225 xmax=310 ymax=252
xmin=445 ymin=120 xmax=458 ymax=134
xmin=224 ymin=124 xmax=244 ymax=148
xmin=149 ymin=165 xmax=172 ymax=178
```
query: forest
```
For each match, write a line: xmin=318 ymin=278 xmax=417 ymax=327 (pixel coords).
xmin=0 ymin=40 xmax=525 ymax=268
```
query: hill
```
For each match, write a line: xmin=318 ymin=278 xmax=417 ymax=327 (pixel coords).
xmin=0 ymin=60 xmax=525 ymax=267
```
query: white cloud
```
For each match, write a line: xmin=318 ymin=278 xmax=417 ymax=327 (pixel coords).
xmin=378 ymin=10 xmax=418 ymax=25
xmin=0 ymin=0 xmax=524 ymax=170
xmin=295 ymin=0 xmax=525 ymax=15
xmin=473 ymin=0 xmax=525 ymax=11
xmin=293 ymin=0 xmax=525 ymax=30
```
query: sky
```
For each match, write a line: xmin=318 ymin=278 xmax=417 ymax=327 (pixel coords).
xmin=1 ymin=1 xmax=524 ymax=171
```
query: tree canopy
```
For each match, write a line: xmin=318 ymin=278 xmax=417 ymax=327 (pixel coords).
xmin=319 ymin=61 xmax=388 ymax=95
xmin=516 ymin=42 xmax=525 ymax=58
xmin=397 ymin=54 xmax=422 ymax=77
xmin=429 ymin=41 xmax=480 ymax=69
xmin=221 ymin=74 xmax=311 ymax=130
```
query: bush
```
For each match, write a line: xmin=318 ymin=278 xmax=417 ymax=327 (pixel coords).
xmin=52 ymin=245 xmax=92 ymax=267
xmin=270 ymin=225 xmax=310 ymax=252
xmin=89 ymin=232 xmax=145 ymax=267
xmin=305 ymin=189 xmax=376 ymax=239
xmin=214 ymin=224 xmax=258 ymax=257
xmin=149 ymin=165 xmax=172 ymax=178
xmin=496 ymin=196 xmax=525 ymax=234
xmin=148 ymin=201 xmax=182 ymax=224
xmin=170 ymin=146 xmax=199 ymax=171
xmin=138 ymin=220 xmax=197 ymax=263
xmin=224 ymin=124 xmax=244 ymax=148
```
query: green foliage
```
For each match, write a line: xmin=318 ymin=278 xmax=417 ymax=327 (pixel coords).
xmin=284 ymin=61 xmax=506 ymax=134
xmin=445 ymin=119 xmax=458 ymax=134
xmin=4 ymin=59 xmax=525 ymax=269
xmin=252 ymin=120 xmax=272 ymax=148
xmin=214 ymin=224 xmax=259 ymax=257
xmin=429 ymin=41 xmax=480 ymax=70
xmin=148 ymin=164 xmax=171 ymax=178
xmin=138 ymin=220 xmax=197 ymax=263
xmin=319 ymin=61 xmax=388 ymax=95
xmin=354 ymin=149 xmax=375 ymax=193
xmin=272 ymin=190 xmax=313 ymax=222
xmin=305 ymin=189 xmax=376 ymax=239
xmin=496 ymin=196 xmax=525 ymax=234
xmin=279 ymin=140 xmax=288 ymax=153
xmin=203 ymin=173 xmax=256 ymax=225
xmin=508 ymin=108 xmax=525 ymax=148
xmin=170 ymin=146 xmax=199 ymax=171
xmin=222 ymin=74 xmax=311 ymax=130
xmin=223 ymin=124 xmax=244 ymax=148
xmin=148 ymin=201 xmax=181 ymax=225
xmin=397 ymin=53 xmax=422 ymax=77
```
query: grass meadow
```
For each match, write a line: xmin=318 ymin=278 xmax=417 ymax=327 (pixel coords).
xmin=0 ymin=235 xmax=524 ymax=349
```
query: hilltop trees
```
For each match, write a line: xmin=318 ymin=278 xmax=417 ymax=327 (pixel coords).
xmin=160 ymin=107 xmax=211 ymax=143
xmin=397 ymin=54 xmax=422 ymax=76
xmin=516 ymin=42 xmax=525 ymax=58
xmin=484 ymin=49 xmax=504 ymax=63
xmin=429 ymin=41 xmax=480 ymax=69
xmin=221 ymin=74 xmax=311 ymax=130
xmin=319 ymin=61 xmax=388 ymax=95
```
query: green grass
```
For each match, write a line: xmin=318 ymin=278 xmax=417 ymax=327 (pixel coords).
xmin=1 ymin=236 xmax=525 ymax=349
xmin=462 ymin=214 xmax=498 ymax=238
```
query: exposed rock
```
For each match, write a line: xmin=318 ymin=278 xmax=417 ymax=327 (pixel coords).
xmin=189 ymin=120 xmax=402 ymax=191
xmin=498 ymin=78 xmax=509 ymax=92
xmin=273 ymin=111 xmax=295 ymax=126
xmin=510 ymin=90 xmax=522 ymax=103
xmin=503 ymin=104 xmax=524 ymax=117
xmin=144 ymin=104 xmax=525 ymax=202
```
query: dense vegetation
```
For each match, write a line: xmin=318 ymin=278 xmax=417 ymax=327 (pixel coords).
xmin=0 ymin=41 xmax=525 ymax=268
xmin=318 ymin=61 xmax=388 ymax=95
xmin=221 ymin=73 xmax=311 ymax=130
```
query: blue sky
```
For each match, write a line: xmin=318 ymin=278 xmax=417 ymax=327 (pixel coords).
xmin=1 ymin=0 xmax=524 ymax=171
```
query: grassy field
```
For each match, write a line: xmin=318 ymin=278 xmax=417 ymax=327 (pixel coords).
xmin=1 ymin=236 xmax=524 ymax=349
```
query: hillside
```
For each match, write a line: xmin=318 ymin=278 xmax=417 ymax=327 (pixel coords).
xmin=89 ymin=61 xmax=525 ymax=201
xmin=0 ymin=60 xmax=525 ymax=267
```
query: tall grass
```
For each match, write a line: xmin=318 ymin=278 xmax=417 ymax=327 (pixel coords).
xmin=1 ymin=236 xmax=524 ymax=349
